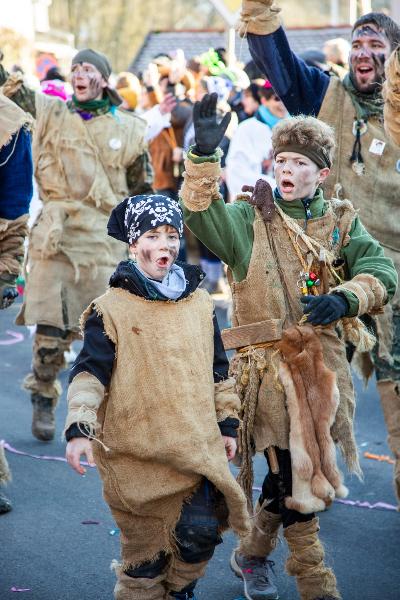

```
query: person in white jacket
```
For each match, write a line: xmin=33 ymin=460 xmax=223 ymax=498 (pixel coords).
xmin=226 ymin=81 xmax=287 ymax=199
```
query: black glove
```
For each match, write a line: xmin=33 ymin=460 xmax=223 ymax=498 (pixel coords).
xmin=0 ymin=274 xmax=18 ymax=309
xmin=300 ymin=293 xmax=349 ymax=325
xmin=192 ymin=93 xmax=231 ymax=156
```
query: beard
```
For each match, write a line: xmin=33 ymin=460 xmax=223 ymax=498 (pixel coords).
xmin=350 ymin=53 xmax=386 ymax=94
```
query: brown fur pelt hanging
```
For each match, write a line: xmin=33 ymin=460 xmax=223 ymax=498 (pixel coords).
xmin=277 ymin=325 xmax=348 ymax=514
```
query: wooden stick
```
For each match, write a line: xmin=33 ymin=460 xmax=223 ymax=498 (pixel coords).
xmin=267 ymin=446 xmax=279 ymax=474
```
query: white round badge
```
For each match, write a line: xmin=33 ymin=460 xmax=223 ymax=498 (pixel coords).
xmin=109 ymin=138 xmax=122 ymax=150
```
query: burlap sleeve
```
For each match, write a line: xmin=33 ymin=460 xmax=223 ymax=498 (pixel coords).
xmin=180 ymin=157 xmax=221 ymax=212
xmin=331 ymin=273 xmax=387 ymax=316
xmin=214 ymin=377 xmax=241 ymax=422
xmin=236 ymin=0 xmax=281 ymax=38
xmin=383 ymin=47 xmax=400 ymax=146
xmin=0 ymin=215 xmax=28 ymax=277
xmin=63 ymin=371 xmax=105 ymax=438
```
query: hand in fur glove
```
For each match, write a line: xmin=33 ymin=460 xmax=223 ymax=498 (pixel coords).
xmin=236 ymin=0 xmax=281 ymax=38
xmin=192 ymin=93 xmax=231 ymax=156
xmin=301 ymin=293 xmax=349 ymax=325
xmin=0 ymin=275 xmax=18 ymax=309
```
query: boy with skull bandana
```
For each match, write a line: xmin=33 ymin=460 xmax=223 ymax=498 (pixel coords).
xmin=0 ymin=49 xmax=153 ymax=442
xmin=63 ymin=194 xmax=249 ymax=600
xmin=180 ymin=93 xmax=397 ymax=600
xmin=235 ymin=0 xmax=400 ymax=514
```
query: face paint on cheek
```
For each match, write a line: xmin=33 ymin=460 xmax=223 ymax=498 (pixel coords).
xmin=371 ymin=52 xmax=386 ymax=77
xmin=87 ymin=73 xmax=103 ymax=98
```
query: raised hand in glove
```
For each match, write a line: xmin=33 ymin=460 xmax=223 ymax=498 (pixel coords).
xmin=0 ymin=275 xmax=19 ymax=309
xmin=300 ymin=293 xmax=349 ymax=326
xmin=192 ymin=93 xmax=231 ymax=156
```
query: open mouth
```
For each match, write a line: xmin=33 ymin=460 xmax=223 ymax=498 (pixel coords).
xmin=75 ymin=85 xmax=87 ymax=93
xmin=356 ymin=64 xmax=374 ymax=76
xmin=156 ymin=256 xmax=169 ymax=268
xmin=280 ymin=179 xmax=295 ymax=193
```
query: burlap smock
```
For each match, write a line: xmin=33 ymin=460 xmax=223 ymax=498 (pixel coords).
xmin=16 ymin=93 xmax=148 ymax=331
xmin=85 ymin=287 xmax=249 ymax=568
xmin=319 ymin=77 xmax=400 ymax=324
xmin=230 ymin=201 xmax=360 ymax=474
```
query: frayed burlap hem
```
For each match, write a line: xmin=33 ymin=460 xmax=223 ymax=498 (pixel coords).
xmin=180 ymin=158 xmax=221 ymax=212
xmin=236 ymin=1 xmax=281 ymax=38
xmin=0 ymin=215 xmax=29 ymax=276
xmin=23 ymin=372 xmax=62 ymax=402
xmin=332 ymin=274 xmax=387 ymax=315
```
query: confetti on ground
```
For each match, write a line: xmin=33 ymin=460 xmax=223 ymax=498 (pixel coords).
xmin=10 ymin=587 xmax=31 ymax=592
xmin=1 ymin=440 xmax=95 ymax=468
xmin=109 ymin=529 xmax=120 ymax=536
xmin=81 ymin=520 xmax=100 ymax=525
xmin=334 ymin=499 xmax=397 ymax=511
xmin=364 ymin=451 xmax=395 ymax=464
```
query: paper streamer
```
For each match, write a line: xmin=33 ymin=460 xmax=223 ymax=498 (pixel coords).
xmin=252 ymin=487 xmax=397 ymax=512
xmin=1 ymin=440 xmax=95 ymax=468
xmin=0 ymin=330 xmax=24 ymax=346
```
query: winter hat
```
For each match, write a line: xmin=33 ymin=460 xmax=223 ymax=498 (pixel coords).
xmin=272 ymin=115 xmax=335 ymax=169
xmin=108 ymin=194 xmax=184 ymax=244
xmin=71 ymin=48 xmax=122 ymax=106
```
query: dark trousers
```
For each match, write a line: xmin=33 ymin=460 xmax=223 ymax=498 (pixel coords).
xmin=260 ymin=448 xmax=315 ymax=528
xmin=126 ymin=478 xmax=223 ymax=592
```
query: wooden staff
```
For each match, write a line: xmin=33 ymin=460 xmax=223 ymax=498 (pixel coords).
xmin=319 ymin=247 xmax=329 ymax=294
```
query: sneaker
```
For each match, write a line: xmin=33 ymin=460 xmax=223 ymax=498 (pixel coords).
xmin=230 ymin=550 xmax=279 ymax=600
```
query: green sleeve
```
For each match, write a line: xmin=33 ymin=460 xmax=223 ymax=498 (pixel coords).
xmin=182 ymin=196 xmax=255 ymax=282
xmin=0 ymin=65 xmax=36 ymax=118
xmin=339 ymin=217 xmax=398 ymax=316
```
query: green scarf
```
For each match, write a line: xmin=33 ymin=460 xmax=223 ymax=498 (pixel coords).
xmin=70 ymin=95 xmax=111 ymax=116
xmin=342 ymin=72 xmax=384 ymax=168
xmin=342 ymin=72 xmax=384 ymax=121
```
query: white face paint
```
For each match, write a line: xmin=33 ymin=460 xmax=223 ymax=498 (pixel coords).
xmin=71 ymin=62 xmax=107 ymax=102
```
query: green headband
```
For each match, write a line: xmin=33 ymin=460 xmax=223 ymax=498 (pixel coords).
xmin=274 ymin=144 xmax=331 ymax=169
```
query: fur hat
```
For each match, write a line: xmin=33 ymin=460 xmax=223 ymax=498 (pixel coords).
xmin=272 ymin=115 xmax=335 ymax=169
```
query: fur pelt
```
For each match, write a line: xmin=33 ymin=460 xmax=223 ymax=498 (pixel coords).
xmin=277 ymin=325 xmax=348 ymax=514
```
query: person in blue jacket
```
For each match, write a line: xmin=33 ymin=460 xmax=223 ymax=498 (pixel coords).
xmin=0 ymin=92 xmax=33 ymax=514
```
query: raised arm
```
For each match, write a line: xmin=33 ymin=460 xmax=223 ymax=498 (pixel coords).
xmin=180 ymin=93 xmax=255 ymax=281
xmin=238 ymin=1 xmax=330 ymax=115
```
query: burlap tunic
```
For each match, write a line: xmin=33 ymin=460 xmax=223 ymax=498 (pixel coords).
xmin=230 ymin=202 xmax=360 ymax=474
xmin=16 ymin=94 xmax=148 ymax=330
xmin=319 ymin=77 xmax=400 ymax=305
xmin=85 ymin=287 xmax=249 ymax=567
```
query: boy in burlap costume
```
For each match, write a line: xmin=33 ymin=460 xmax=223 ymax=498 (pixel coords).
xmin=237 ymin=0 xmax=400 ymax=509
xmin=0 ymin=93 xmax=33 ymax=512
xmin=64 ymin=194 xmax=250 ymax=600
xmin=180 ymin=94 xmax=397 ymax=600
xmin=0 ymin=49 xmax=153 ymax=442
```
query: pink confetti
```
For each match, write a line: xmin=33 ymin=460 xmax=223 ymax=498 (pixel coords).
xmin=11 ymin=587 xmax=31 ymax=592
xmin=0 ymin=330 xmax=24 ymax=345
xmin=1 ymin=440 xmax=95 ymax=468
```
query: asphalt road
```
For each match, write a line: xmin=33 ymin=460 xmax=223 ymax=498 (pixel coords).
xmin=0 ymin=298 xmax=399 ymax=600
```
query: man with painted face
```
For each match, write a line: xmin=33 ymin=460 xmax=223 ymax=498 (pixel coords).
xmin=0 ymin=49 xmax=153 ymax=442
xmin=236 ymin=1 xmax=400 ymax=510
